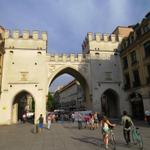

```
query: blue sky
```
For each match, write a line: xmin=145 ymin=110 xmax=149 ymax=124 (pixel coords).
xmin=1 ymin=0 xmax=149 ymax=91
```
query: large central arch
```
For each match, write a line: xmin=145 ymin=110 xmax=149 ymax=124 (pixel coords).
xmin=48 ymin=66 xmax=92 ymax=109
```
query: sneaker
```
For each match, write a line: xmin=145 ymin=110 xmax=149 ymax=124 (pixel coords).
xmin=105 ymin=145 xmax=108 ymax=149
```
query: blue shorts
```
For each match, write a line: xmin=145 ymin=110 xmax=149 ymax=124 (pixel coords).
xmin=38 ymin=123 xmax=43 ymax=128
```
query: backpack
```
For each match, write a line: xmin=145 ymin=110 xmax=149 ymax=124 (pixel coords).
xmin=39 ymin=116 xmax=43 ymax=124
xmin=125 ymin=119 xmax=132 ymax=128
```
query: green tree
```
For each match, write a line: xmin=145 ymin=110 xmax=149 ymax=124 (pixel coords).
xmin=31 ymin=98 xmax=35 ymax=112
xmin=47 ymin=92 xmax=55 ymax=111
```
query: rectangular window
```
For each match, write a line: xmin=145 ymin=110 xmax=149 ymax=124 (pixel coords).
xmin=124 ymin=73 xmax=131 ymax=90
xmin=130 ymin=36 xmax=134 ymax=43
xmin=147 ymin=65 xmax=150 ymax=76
xmin=132 ymin=70 xmax=141 ymax=87
xmin=130 ymin=51 xmax=137 ymax=65
xmin=136 ymin=28 xmax=141 ymax=38
xmin=143 ymin=24 xmax=150 ymax=33
xmin=143 ymin=41 xmax=150 ymax=58
xmin=122 ymin=56 xmax=128 ymax=69
xmin=147 ymin=65 xmax=150 ymax=84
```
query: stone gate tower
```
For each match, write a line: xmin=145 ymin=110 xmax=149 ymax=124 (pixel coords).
xmin=0 ymin=29 xmax=48 ymax=124
xmin=82 ymin=32 xmax=129 ymax=116
xmin=0 ymin=27 xmax=129 ymax=125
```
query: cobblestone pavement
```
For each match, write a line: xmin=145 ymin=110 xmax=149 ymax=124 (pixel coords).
xmin=0 ymin=121 xmax=150 ymax=150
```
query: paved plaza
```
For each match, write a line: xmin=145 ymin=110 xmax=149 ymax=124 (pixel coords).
xmin=0 ymin=121 xmax=150 ymax=150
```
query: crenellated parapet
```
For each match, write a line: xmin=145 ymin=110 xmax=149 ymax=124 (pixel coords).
xmin=82 ymin=32 xmax=123 ymax=54
xmin=86 ymin=32 xmax=122 ymax=42
xmin=47 ymin=53 xmax=87 ymax=62
xmin=4 ymin=29 xmax=47 ymax=41
xmin=4 ymin=29 xmax=48 ymax=50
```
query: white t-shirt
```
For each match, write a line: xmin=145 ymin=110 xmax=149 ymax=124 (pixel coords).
xmin=145 ymin=111 xmax=150 ymax=116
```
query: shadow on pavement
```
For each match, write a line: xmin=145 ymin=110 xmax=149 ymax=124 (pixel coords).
xmin=71 ymin=136 xmax=101 ymax=146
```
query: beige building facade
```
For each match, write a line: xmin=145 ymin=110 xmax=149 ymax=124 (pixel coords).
xmin=0 ymin=27 xmax=5 ymax=91
xmin=55 ymin=80 xmax=84 ymax=111
xmin=120 ymin=12 xmax=150 ymax=119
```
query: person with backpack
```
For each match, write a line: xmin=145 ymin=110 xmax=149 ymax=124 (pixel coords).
xmin=121 ymin=110 xmax=134 ymax=144
xmin=38 ymin=114 xmax=44 ymax=133
xmin=145 ymin=110 xmax=150 ymax=125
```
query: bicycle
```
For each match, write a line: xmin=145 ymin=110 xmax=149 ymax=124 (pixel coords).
xmin=109 ymin=127 xmax=116 ymax=150
xmin=131 ymin=126 xmax=143 ymax=150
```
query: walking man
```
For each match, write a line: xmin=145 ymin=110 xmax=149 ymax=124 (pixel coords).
xmin=121 ymin=110 xmax=134 ymax=144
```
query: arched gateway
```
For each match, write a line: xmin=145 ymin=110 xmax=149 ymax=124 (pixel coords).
xmin=101 ymin=89 xmax=120 ymax=118
xmin=12 ymin=90 xmax=35 ymax=124
xmin=0 ymin=29 xmax=128 ymax=124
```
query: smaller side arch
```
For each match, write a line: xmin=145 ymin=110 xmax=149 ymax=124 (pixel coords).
xmin=129 ymin=92 xmax=144 ymax=120
xmin=11 ymin=90 xmax=36 ymax=124
xmin=101 ymin=88 xmax=120 ymax=118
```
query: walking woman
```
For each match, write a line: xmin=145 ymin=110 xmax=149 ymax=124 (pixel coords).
xmin=100 ymin=116 xmax=115 ymax=149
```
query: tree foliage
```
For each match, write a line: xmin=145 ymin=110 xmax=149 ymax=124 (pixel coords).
xmin=31 ymin=99 xmax=35 ymax=112
xmin=47 ymin=92 xmax=56 ymax=111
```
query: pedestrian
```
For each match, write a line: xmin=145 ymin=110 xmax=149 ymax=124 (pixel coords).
xmin=121 ymin=110 xmax=134 ymax=144
xmin=22 ymin=112 xmax=27 ymax=123
xmin=52 ymin=113 xmax=56 ymax=122
xmin=38 ymin=114 xmax=44 ymax=133
xmin=71 ymin=112 xmax=75 ymax=122
xmin=97 ymin=112 xmax=102 ymax=122
xmin=77 ymin=112 xmax=83 ymax=129
xmin=90 ymin=114 xmax=95 ymax=130
xmin=86 ymin=114 xmax=91 ymax=128
xmin=94 ymin=112 xmax=99 ymax=128
xmin=100 ymin=115 xmax=115 ymax=149
xmin=47 ymin=114 xmax=52 ymax=129
xmin=60 ymin=113 xmax=64 ymax=124
xmin=145 ymin=110 xmax=150 ymax=125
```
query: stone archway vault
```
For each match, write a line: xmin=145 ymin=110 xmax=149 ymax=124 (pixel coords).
xmin=48 ymin=66 xmax=92 ymax=110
